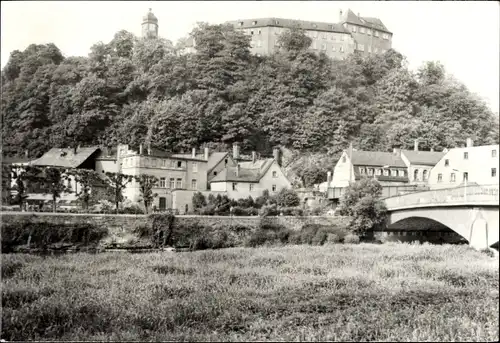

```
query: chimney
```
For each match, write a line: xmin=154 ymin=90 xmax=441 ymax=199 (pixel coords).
xmin=139 ymin=144 xmax=143 ymax=155
xmin=233 ymin=143 xmax=240 ymax=160
xmin=252 ymin=151 xmax=257 ymax=163
xmin=273 ymin=147 xmax=281 ymax=167
xmin=204 ymin=147 xmax=209 ymax=160
xmin=393 ymin=148 xmax=401 ymax=156
xmin=327 ymin=171 xmax=332 ymax=185
xmin=466 ymin=138 xmax=473 ymax=148
xmin=236 ymin=164 xmax=240 ymax=177
xmin=414 ymin=140 xmax=419 ymax=152
xmin=191 ymin=147 xmax=196 ymax=158
xmin=430 ymin=147 xmax=434 ymax=152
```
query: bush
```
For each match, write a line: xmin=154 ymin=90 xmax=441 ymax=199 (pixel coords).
xmin=245 ymin=223 xmax=292 ymax=248
xmin=326 ymin=233 xmax=341 ymax=244
xmin=1 ymin=218 xmax=108 ymax=252
xmin=259 ymin=204 xmax=278 ymax=217
xmin=279 ymin=206 xmax=304 ymax=216
xmin=275 ymin=188 xmax=301 ymax=207
xmin=344 ymin=233 xmax=360 ymax=244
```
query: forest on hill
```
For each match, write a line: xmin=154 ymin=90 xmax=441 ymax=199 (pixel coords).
xmin=2 ymin=23 xmax=499 ymax=166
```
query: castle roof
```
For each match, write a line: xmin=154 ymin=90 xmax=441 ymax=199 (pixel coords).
xmin=226 ymin=18 xmax=350 ymax=34
xmin=143 ymin=8 xmax=158 ymax=23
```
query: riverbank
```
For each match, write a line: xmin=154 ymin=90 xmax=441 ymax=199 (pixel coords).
xmin=2 ymin=243 xmax=498 ymax=341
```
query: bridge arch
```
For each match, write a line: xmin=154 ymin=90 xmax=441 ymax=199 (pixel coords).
xmin=388 ymin=207 xmax=499 ymax=250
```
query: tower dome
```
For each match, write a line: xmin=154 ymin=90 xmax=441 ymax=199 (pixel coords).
xmin=142 ymin=8 xmax=159 ymax=39
xmin=142 ymin=8 xmax=158 ymax=24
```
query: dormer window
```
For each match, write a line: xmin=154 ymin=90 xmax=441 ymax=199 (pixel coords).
xmin=312 ymin=23 xmax=317 ymax=28
xmin=252 ymin=21 xmax=257 ymax=25
xmin=275 ymin=20 xmax=279 ymax=25
xmin=239 ymin=22 xmax=244 ymax=26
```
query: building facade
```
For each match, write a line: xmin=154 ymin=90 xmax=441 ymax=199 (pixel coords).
xmin=428 ymin=140 xmax=499 ymax=189
xmin=399 ymin=141 xmax=445 ymax=187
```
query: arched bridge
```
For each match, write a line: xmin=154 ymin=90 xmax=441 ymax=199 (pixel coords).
xmin=384 ymin=185 xmax=499 ymax=250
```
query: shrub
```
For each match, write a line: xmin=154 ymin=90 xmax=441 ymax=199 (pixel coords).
xmin=259 ymin=204 xmax=278 ymax=217
xmin=326 ymin=233 xmax=341 ymax=244
xmin=144 ymin=213 xmax=176 ymax=247
xmin=311 ymin=228 xmax=328 ymax=246
xmin=245 ymin=223 xmax=292 ymax=248
xmin=192 ymin=192 xmax=207 ymax=213
xmin=275 ymin=188 xmax=300 ymax=207
xmin=344 ymin=233 xmax=360 ymax=244
xmin=279 ymin=206 xmax=304 ymax=216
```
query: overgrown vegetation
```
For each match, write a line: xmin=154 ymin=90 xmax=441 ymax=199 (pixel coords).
xmin=1 ymin=217 xmax=108 ymax=253
xmin=2 ymin=244 xmax=498 ymax=341
xmin=2 ymin=24 xmax=498 ymax=162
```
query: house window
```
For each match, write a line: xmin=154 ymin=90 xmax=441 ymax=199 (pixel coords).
xmin=332 ymin=46 xmax=336 ymax=52
xmin=162 ymin=160 xmax=167 ymax=167
xmin=376 ymin=169 xmax=382 ymax=176
xmin=450 ymin=173 xmax=456 ymax=182
xmin=367 ymin=46 xmax=372 ymax=53
xmin=360 ymin=27 xmax=365 ymax=34
xmin=232 ymin=183 xmax=237 ymax=191
xmin=463 ymin=172 xmax=468 ymax=182
xmin=422 ymin=170 xmax=428 ymax=181
xmin=368 ymin=168 xmax=374 ymax=176
xmin=390 ymin=169 xmax=396 ymax=176
xmin=193 ymin=162 xmax=197 ymax=172
xmin=398 ymin=170 xmax=405 ymax=177
xmin=250 ymin=41 xmax=255 ymax=48
xmin=321 ymin=43 xmax=327 ymax=50
xmin=383 ymin=169 xmax=389 ymax=176
xmin=358 ymin=44 xmax=364 ymax=51
xmin=258 ymin=29 xmax=261 ymax=35
xmin=359 ymin=167 xmax=365 ymax=174
xmin=342 ymin=156 xmax=346 ymax=163
xmin=170 ymin=160 xmax=176 ymax=168
xmin=463 ymin=152 xmax=468 ymax=160
xmin=492 ymin=150 xmax=497 ymax=158
xmin=252 ymin=21 xmax=257 ymax=25
xmin=352 ymin=26 xmax=357 ymax=32
xmin=367 ymin=29 xmax=372 ymax=35
xmin=374 ymin=31 xmax=379 ymax=37
xmin=169 ymin=178 xmax=175 ymax=189
xmin=213 ymin=171 xmax=218 ymax=176
xmin=437 ymin=174 xmax=443 ymax=183
xmin=177 ymin=161 xmax=182 ymax=168
xmin=272 ymin=171 xmax=277 ymax=178
xmin=249 ymin=184 xmax=254 ymax=191
xmin=374 ymin=48 xmax=378 ymax=53
xmin=275 ymin=20 xmax=279 ymax=25
xmin=492 ymin=168 xmax=497 ymax=177
xmin=414 ymin=169 xmax=419 ymax=181
xmin=444 ymin=159 xmax=449 ymax=167
xmin=322 ymin=33 xmax=327 ymax=39
xmin=191 ymin=179 xmax=197 ymax=189
xmin=176 ymin=178 xmax=182 ymax=189
xmin=159 ymin=177 xmax=166 ymax=188
xmin=239 ymin=22 xmax=243 ymax=26
xmin=272 ymin=185 xmax=277 ymax=192
xmin=340 ymin=46 xmax=344 ymax=53
xmin=256 ymin=40 xmax=262 ymax=48
xmin=340 ymin=35 xmax=345 ymax=41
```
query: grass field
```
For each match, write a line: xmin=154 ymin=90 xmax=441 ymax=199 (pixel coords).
xmin=2 ymin=243 xmax=499 ymax=341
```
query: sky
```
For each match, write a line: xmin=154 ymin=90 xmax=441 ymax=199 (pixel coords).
xmin=1 ymin=1 xmax=499 ymax=113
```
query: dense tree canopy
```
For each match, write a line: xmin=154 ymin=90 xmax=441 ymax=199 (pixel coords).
xmin=2 ymin=24 xmax=498 ymax=162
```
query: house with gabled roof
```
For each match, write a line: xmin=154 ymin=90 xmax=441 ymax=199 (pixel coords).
xmin=399 ymin=140 xmax=446 ymax=185
xmin=209 ymin=147 xmax=291 ymax=200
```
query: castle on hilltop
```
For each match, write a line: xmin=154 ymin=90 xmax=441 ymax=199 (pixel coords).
xmin=141 ymin=8 xmax=392 ymax=59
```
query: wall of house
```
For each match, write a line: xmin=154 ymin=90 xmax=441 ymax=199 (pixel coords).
xmin=343 ymin=23 xmax=392 ymax=54
xmin=208 ymin=154 xmax=235 ymax=187
xmin=95 ymin=159 xmax=119 ymax=175
xmin=428 ymin=145 xmax=499 ymax=189
xmin=331 ymin=151 xmax=354 ymax=188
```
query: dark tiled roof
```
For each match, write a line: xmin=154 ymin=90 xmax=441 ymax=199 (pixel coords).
xmin=227 ymin=18 xmax=350 ymax=34
xmin=2 ymin=156 xmax=34 ymax=164
xmin=207 ymin=152 xmax=230 ymax=173
xmin=210 ymin=158 xmax=274 ymax=183
xmin=401 ymin=150 xmax=445 ymax=166
xmin=342 ymin=9 xmax=391 ymax=34
xmin=350 ymin=150 xmax=407 ymax=168
xmin=31 ymin=147 xmax=100 ymax=168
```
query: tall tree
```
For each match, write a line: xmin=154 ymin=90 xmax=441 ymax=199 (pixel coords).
xmin=104 ymin=172 xmax=134 ymax=213
xmin=135 ymin=174 xmax=158 ymax=214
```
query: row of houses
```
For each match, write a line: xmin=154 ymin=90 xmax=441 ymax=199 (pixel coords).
xmin=2 ymin=143 xmax=292 ymax=213
xmin=324 ymin=139 xmax=499 ymax=203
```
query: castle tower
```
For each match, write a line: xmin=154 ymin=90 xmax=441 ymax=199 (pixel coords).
xmin=142 ymin=8 xmax=158 ymax=39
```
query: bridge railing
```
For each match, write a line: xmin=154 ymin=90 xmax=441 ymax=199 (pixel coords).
xmin=384 ymin=184 xmax=499 ymax=209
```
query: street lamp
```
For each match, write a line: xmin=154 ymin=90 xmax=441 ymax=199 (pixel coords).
xmin=452 ymin=168 xmax=467 ymax=201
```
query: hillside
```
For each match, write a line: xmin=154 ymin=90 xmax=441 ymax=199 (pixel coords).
xmin=2 ymin=23 xmax=498 ymax=167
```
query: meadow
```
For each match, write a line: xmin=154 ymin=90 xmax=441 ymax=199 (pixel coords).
xmin=2 ymin=243 xmax=499 ymax=341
